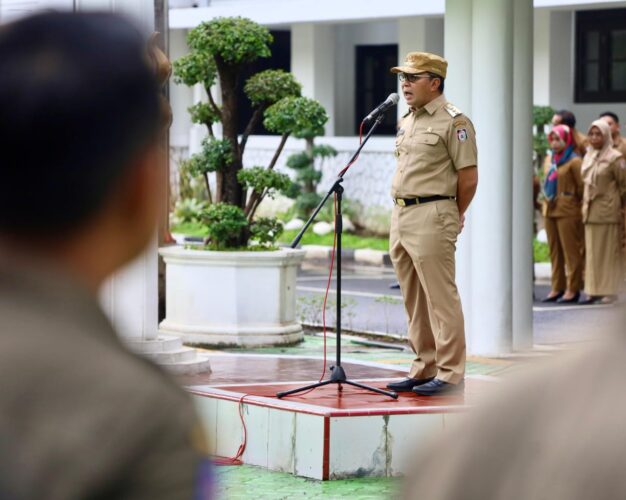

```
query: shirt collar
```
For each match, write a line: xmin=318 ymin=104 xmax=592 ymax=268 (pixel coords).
xmin=409 ymin=94 xmax=446 ymax=117
xmin=423 ymin=94 xmax=446 ymax=115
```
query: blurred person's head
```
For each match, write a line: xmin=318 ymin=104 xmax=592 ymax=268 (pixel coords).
xmin=599 ymin=112 xmax=621 ymax=138
xmin=0 ymin=12 xmax=162 ymax=290
xmin=554 ymin=110 xmax=577 ymax=129
xmin=588 ymin=119 xmax=612 ymax=151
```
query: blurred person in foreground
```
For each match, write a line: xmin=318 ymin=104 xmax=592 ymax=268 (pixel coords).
xmin=541 ymin=124 xmax=584 ymax=304
xmin=580 ymin=119 xmax=626 ymax=305
xmin=0 ymin=12 xmax=211 ymax=500
xmin=403 ymin=305 xmax=626 ymax=500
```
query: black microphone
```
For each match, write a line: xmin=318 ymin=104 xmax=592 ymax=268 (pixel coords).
xmin=363 ymin=93 xmax=399 ymax=124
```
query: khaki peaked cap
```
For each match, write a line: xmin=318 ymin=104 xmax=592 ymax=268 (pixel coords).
xmin=391 ymin=51 xmax=447 ymax=79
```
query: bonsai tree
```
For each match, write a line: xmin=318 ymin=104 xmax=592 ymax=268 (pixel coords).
xmin=283 ymin=105 xmax=337 ymax=218
xmin=173 ymin=17 xmax=329 ymax=248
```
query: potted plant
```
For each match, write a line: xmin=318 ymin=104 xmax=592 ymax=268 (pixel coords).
xmin=159 ymin=17 xmax=329 ymax=346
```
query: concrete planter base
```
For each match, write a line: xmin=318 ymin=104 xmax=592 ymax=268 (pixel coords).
xmin=158 ymin=246 xmax=306 ymax=347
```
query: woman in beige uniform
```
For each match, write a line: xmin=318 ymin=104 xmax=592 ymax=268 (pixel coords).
xmin=542 ymin=124 xmax=584 ymax=303
xmin=581 ymin=119 xmax=626 ymax=304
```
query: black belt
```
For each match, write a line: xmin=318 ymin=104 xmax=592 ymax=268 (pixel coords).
xmin=393 ymin=195 xmax=456 ymax=206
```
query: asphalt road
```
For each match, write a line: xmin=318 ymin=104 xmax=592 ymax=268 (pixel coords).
xmin=296 ymin=263 xmax=623 ymax=346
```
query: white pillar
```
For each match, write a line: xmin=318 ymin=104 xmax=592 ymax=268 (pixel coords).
xmin=512 ymin=0 xmax=534 ymax=350
xmin=170 ymin=29 xmax=193 ymax=149
xmin=76 ymin=0 xmax=160 ymax=343
xmin=291 ymin=23 xmax=336 ymax=136
xmin=100 ymin=239 xmax=159 ymax=341
xmin=533 ymin=9 xmax=550 ymax=106
xmin=469 ymin=0 xmax=515 ymax=355
xmin=444 ymin=0 xmax=474 ymax=351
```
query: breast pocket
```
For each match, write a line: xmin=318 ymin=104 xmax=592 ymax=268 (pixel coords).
xmin=409 ymin=133 xmax=445 ymax=166
xmin=416 ymin=133 xmax=440 ymax=146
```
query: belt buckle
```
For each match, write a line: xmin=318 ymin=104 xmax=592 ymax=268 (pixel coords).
xmin=396 ymin=198 xmax=406 ymax=207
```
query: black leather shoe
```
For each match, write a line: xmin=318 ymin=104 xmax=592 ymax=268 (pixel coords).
xmin=386 ymin=376 xmax=435 ymax=392
xmin=541 ymin=291 xmax=564 ymax=303
xmin=389 ymin=282 xmax=401 ymax=289
xmin=412 ymin=379 xmax=464 ymax=396
xmin=557 ymin=292 xmax=580 ymax=304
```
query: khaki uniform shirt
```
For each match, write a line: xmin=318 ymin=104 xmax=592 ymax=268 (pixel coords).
xmin=574 ymin=129 xmax=588 ymax=157
xmin=614 ymin=136 xmax=626 ymax=158
xmin=581 ymin=151 xmax=626 ymax=224
xmin=391 ymin=94 xmax=477 ymax=199
xmin=0 ymin=258 xmax=209 ymax=500
xmin=542 ymin=156 xmax=584 ymax=218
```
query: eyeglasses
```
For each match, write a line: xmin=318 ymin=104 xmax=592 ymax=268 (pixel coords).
xmin=398 ymin=73 xmax=433 ymax=83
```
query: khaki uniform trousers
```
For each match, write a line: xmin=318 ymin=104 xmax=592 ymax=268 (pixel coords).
xmin=389 ymin=199 xmax=465 ymax=384
xmin=544 ymin=216 xmax=584 ymax=292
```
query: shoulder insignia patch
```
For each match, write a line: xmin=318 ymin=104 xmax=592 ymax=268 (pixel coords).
xmin=444 ymin=103 xmax=463 ymax=118
xmin=453 ymin=119 xmax=467 ymax=128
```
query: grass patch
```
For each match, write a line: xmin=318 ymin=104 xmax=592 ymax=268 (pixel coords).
xmin=171 ymin=221 xmax=207 ymax=237
xmin=534 ymin=239 xmax=550 ymax=263
xmin=279 ymin=229 xmax=389 ymax=251
xmin=172 ymin=222 xmax=548 ymax=260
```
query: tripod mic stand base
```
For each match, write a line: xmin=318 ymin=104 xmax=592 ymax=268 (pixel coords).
xmin=276 ymin=365 xmax=398 ymax=399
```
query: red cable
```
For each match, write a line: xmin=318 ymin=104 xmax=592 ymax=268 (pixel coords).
xmin=214 ymin=122 xmax=366 ymax=466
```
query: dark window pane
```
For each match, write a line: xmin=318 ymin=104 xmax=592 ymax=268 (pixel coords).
xmin=612 ymin=29 xmax=626 ymax=59
xmin=355 ymin=44 xmax=398 ymax=135
xmin=611 ymin=61 xmax=626 ymax=90
xmin=587 ymin=31 xmax=600 ymax=59
xmin=585 ymin=62 xmax=600 ymax=91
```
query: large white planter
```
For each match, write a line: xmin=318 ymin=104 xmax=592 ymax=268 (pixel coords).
xmin=159 ymin=246 xmax=306 ymax=346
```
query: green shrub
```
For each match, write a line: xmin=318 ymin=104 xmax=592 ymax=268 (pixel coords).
xmin=200 ymin=203 xmax=249 ymax=249
xmin=171 ymin=198 xmax=207 ymax=226
xmin=250 ymin=217 xmax=284 ymax=246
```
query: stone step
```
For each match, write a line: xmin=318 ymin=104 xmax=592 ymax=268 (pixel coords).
xmin=160 ymin=355 xmax=212 ymax=376
xmin=142 ymin=348 xmax=198 ymax=364
xmin=124 ymin=334 xmax=182 ymax=353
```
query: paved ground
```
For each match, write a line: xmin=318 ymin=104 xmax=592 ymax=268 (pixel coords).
xmin=213 ymin=262 xmax=623 ymax=499
xmin=296 ymin=263 xmax=621 ymax=345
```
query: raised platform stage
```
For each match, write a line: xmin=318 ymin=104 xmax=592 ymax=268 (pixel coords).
xmin=180 ymin=353 xmax=495 ymax=480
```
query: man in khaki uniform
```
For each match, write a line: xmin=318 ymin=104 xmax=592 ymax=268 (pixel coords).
xmin=386 ymin=52 xmax=478 ymax=397
xmin=0 ymin=13 xmax=211 ymax=499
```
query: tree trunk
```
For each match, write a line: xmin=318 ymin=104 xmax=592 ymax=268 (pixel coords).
xmin=215 ymin=56 xmax=244 ymax=211
xmin=304 ymin=137 xmax=315 ymax=194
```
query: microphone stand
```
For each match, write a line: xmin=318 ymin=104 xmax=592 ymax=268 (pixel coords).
xmin=277 ymin=114 xmax=398 ymax=400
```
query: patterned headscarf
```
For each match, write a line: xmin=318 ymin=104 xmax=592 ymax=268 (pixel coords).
xmin=544 ymin=125 xmax=578 ymax=201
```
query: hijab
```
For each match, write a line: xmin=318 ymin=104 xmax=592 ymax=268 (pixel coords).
xmin=581 ymin=119 xmax=622 ymax=201
xmin=544 ymin=125 xmax=578 ymax=201
xmin=549 ymin=125 xmax=577 ymax=165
